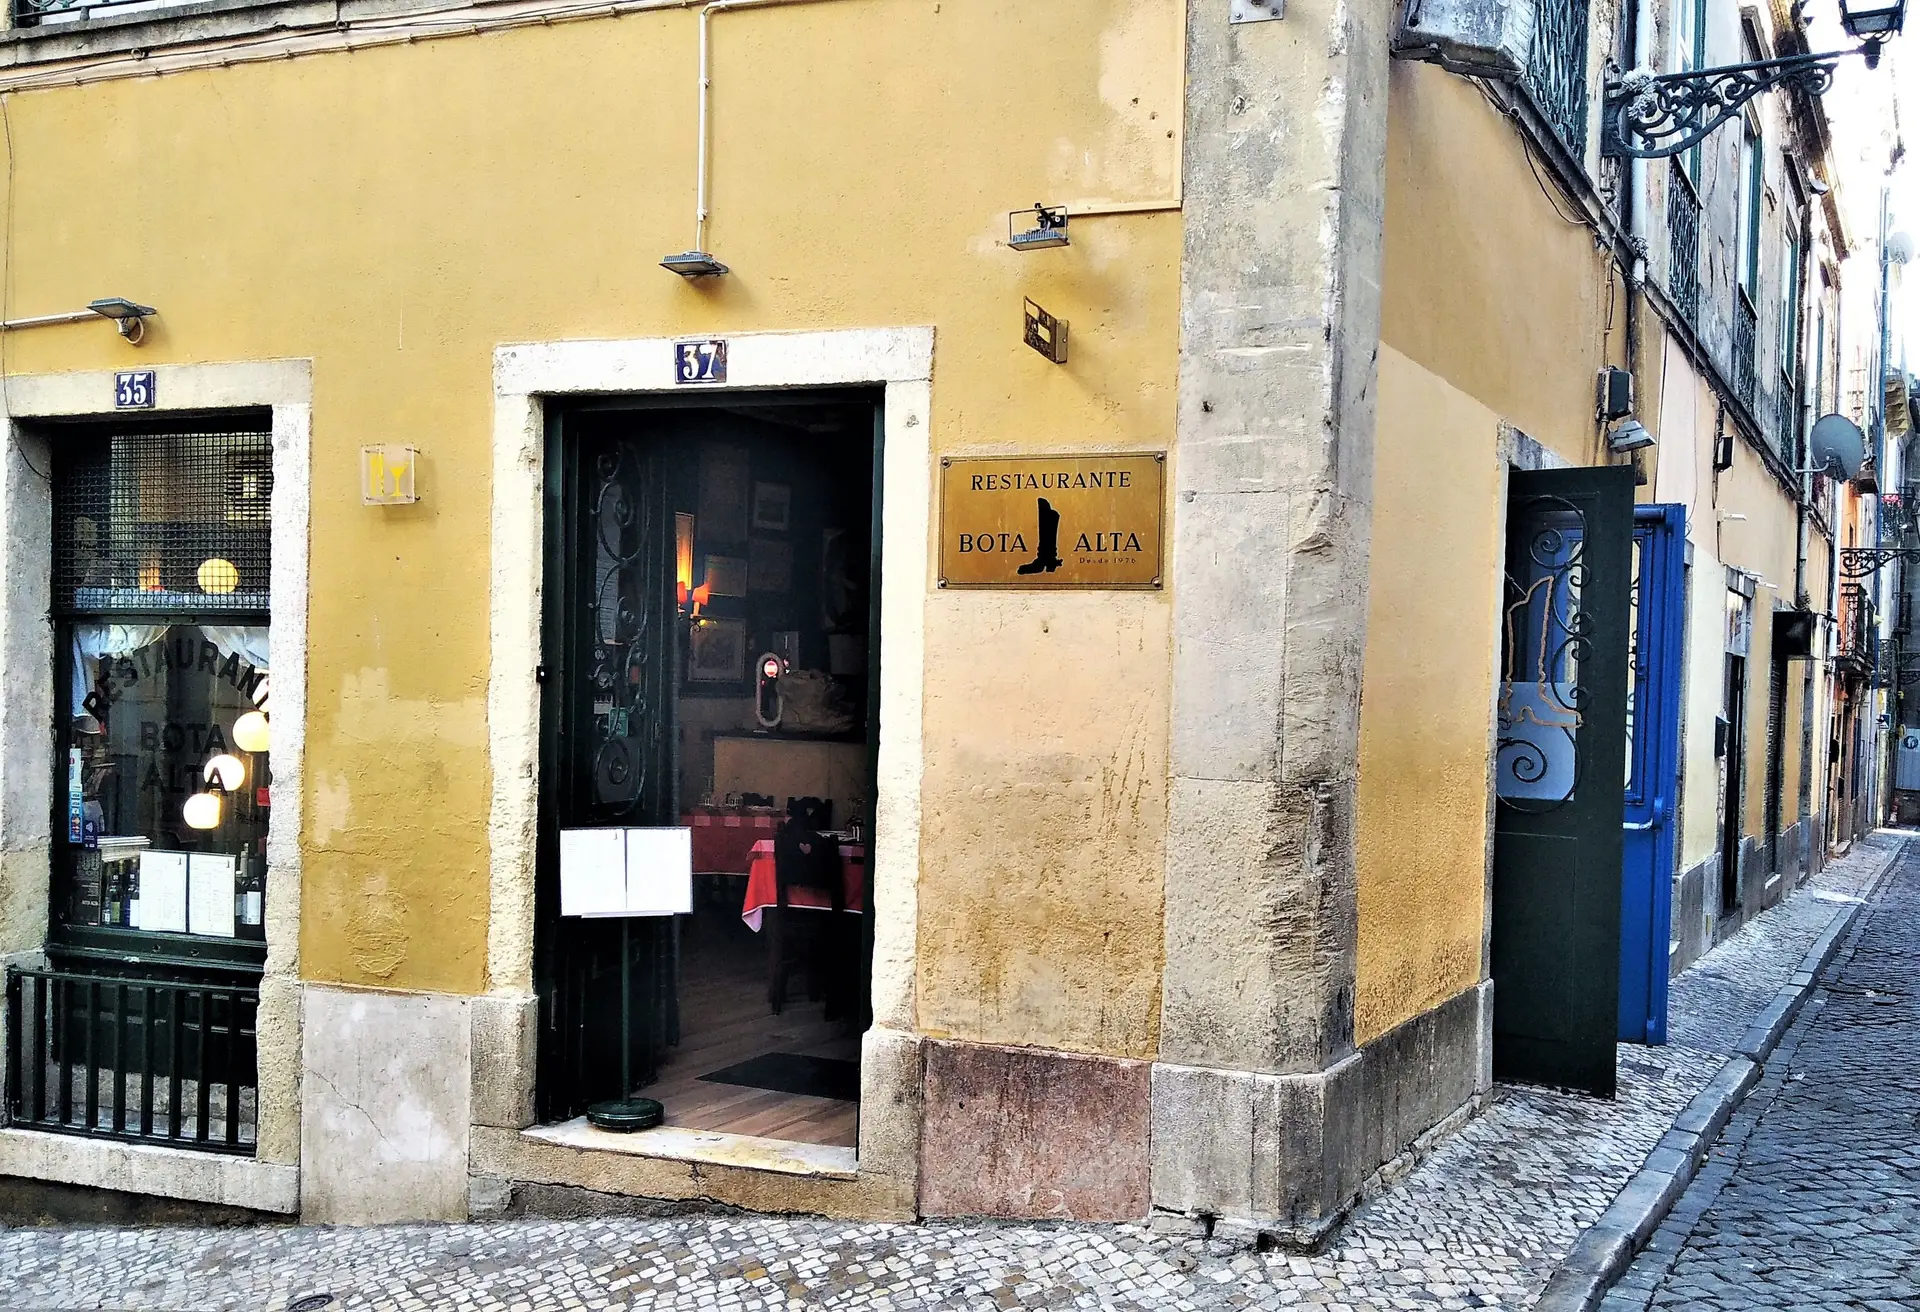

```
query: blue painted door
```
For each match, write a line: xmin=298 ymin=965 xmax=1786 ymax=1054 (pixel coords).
xmin=1620 ymin=504 xmax=1686 ymax=1044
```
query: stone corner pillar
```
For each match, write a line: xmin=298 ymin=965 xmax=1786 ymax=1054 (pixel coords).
xmin=1156 ymin=0 xmax=1390 ymax=1239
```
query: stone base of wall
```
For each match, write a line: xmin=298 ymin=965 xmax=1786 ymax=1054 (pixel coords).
xmin=301 ymin=985 xmax=472 ymax=1224
xmin=0 ymin=1173 xmax=291 ymax=1227
xmin=1671 ymin=811 xmax=1825 ymax=978
xmin=1148 ymin=981 xmax=1492 ymax=1244
xmin=0 ymin=1129 xmax=298 ymax=1215
xmin=919 ymin=1039 xmax=1151 ymax=1221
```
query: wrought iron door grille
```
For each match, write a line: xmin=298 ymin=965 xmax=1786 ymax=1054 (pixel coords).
xmin=1496 ymin=496 xmax=1592 ymax=810
xmin=1668 ymin=165 xmax=1702 ymax=325
xmin=1733 ymin=296 xmax=1758 ymax=411
xmin=5 ymin=967 xmax=258 ymax=1153
xmin=1526 ymin=0 xmax=1593 ymax=154
xmin=53 ymin=428 xmax=274 ymax=615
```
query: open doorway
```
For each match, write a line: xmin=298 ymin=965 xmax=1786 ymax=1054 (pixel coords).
xmin=1718 ymin=579 xmax=1752 ymax=915
xmin=535 ymin=390 xmax=881 ymax=1150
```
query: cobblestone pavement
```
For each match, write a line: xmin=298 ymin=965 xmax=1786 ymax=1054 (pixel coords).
xmin=0 ymin=836 xmax=1904 ymax=1312
xmin=1601 ymin=838 xmax=1920 ymax=1312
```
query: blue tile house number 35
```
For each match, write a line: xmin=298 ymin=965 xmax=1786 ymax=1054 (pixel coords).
xmin=115 ymin=369 xmax=156 ymax=409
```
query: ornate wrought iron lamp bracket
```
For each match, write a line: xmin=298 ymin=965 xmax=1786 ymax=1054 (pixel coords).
xmin=1840 ymin=546 xmax=1920 ymax=579
xmin=1602 ymin=44 xmax=1876 ymax=159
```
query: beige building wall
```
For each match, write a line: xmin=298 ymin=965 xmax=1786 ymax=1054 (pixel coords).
xmin=1353 ymin=346 xmax=1502 ymax=1045
xmin=1359 ymin=61 xmax=1632 ymax=1042
xmin=0 ymin=0 xmax=1185 ymax=1043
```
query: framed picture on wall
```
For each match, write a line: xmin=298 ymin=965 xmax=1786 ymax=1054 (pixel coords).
xmin=751 ymin=481 xmax=792 ymax=532
xmin=704 ymin=555 xmax=748 ymax=598
xmin=749 ymin=538 xmax=793 ymax=593
xmin=687 ymin=617 xmax=748 ymax=686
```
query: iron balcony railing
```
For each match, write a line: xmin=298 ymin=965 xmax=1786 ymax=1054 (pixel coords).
xmin=5 ymin=967 xmax=258 ymax=1153
xmin=1526 ymin=0 xmax=1592 ymax=154
xmin=1762 ymin=382 xmax=1795 ymax=457
xmin=1668 ymin=165 xmax=1701 ymax=326
xmin=1734 ymin=295 xmax=1758 ymax=412
xmin=8 ymin=0 xmax=170 ymax=27
xmin=1837 ymin=584 xmax=1879 ymax=678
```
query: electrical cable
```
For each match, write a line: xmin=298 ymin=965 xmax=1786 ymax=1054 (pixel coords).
xmin=1472 ymin=79 xmax=1591 ymax=229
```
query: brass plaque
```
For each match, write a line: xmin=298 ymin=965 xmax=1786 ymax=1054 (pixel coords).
xmin=939 ymin=452 xmax=1165 ymax=589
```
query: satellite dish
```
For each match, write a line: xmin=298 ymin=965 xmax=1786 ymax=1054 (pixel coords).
xmin=1808 ymin=412 xmax=1866 ymax=481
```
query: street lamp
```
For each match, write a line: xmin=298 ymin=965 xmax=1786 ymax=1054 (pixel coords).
xmin=1840 ymin=0 xmax=1906 ymax=40
xmin=1603 ymin=0 xmax=1904 ymax=158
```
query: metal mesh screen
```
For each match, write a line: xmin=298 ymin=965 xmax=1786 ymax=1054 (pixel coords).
xmin=52 ymin=428 xmax=273 ymax=614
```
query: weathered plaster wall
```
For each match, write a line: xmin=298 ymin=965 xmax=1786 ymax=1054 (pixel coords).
xmin=1656 ymin=332 xmax=1728 ymax=877
xmin=0 ymin=0 xmax=1184 ymax=1044
xmin=918 ymin=590 xmax=1168 ymax=1057
xmin=1352 ymin=346 xmax=1500 ymax=1046
xmin=1362 ymin=61 xmax=1630 ymax=1043
xmin=1379 ymin=62 xmax=1623 ymax=467
xmin=1655 ymin=313 xmax=1828 ymax=916
xmin=0 ymin=428 xmax=51 ymax=966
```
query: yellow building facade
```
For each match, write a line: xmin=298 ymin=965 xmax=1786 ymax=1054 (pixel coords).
xmin=0 ymin=0 xmax=1883 ymax=1234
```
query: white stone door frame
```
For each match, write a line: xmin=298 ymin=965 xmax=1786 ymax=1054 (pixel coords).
xmin=484 ymin=328 xmax=930 ymax=1193
xmin=0 ymin=360 xmax=311 ymax=1212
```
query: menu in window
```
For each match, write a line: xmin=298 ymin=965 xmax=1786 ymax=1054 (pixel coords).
xmin=133 ymin=851 xmax=188 ymax=933
xmin=187 ymin=853 xmax=237 ymax=938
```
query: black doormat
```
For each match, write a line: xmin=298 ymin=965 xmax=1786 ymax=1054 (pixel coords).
xmin=698 ymin=1052 xmax=860 ymax=1102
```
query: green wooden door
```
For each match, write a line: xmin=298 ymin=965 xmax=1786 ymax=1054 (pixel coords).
xmin=534 ymin=420 xmax=680 ymax=1122
xmin=1491 ymin=465 xmax=1634 ymax=1097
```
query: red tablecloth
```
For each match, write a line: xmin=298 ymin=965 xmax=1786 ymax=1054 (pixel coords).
xmin=683 ymin=809 xmax=780 ymax=875
xmin=742 ymin=838 xmax=866 ymax=932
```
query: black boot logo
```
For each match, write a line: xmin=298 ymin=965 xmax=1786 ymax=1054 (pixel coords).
xmin=1016 ymin=497 xmax=1064 ymax=575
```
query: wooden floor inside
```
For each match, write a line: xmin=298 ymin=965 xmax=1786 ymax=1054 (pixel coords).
xmin=636 ymin=897 xmax=862 ymax=1148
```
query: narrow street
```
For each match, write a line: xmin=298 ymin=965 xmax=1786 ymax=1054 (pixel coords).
xmin=1602 ymin=843 xmax=1920 ymax=1310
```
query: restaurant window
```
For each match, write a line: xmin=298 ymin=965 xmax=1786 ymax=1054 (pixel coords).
xmin=50 ymin=419 xmax=273 ymax=971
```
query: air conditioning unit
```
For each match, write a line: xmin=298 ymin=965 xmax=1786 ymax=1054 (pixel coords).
xmin=1391 ymin=0 xmax=1536 ymax=80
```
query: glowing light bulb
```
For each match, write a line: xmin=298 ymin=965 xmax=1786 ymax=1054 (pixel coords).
xmin=197 ymin=558 xmax=240 ymax=594
xmin=183 ymin=792 xmax=222 ymax=830
xmin=204 ymin=754 xmax=245 ymax=791
xmin=232 ymin=710 xmax=271 ymax=754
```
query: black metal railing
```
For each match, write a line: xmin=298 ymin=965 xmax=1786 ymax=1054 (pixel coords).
xmin=5 ymin=968 xmax=257 ymax=1153
xmin=1668 ymin=165 xmax=1701 ymax=325
xmin=1734 ymin=295 xmax=1758 ymax=411
xmin=1838 ymin=583 xmax=1878 ymax=677
xmin=8 ymin=0 xmax=166 ymax=27
xmin=1526 ymin=0 xmax=1592 ymax=154
xmin=1760 ymin=381 xmax=1795 ymax=457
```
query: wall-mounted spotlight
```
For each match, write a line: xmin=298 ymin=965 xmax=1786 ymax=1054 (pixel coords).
xmin=88 ymin=297 xmax=156 ymax=343
xmin=1009 ymin=203 xmax=1070 ymax=252
xmin=1607 ymin=418 xmax=1656 ymax=452
xmin=0 ymin=296 xmax=156 ymax=345
xmin=661 ymin=250 xmax=730 ymax=278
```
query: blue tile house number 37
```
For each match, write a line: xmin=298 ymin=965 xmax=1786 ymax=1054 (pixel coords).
xmin=674 ymin=339 xmax=727 ymax=385
xmin=114 ymin=369 xmax=156 ymax=409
